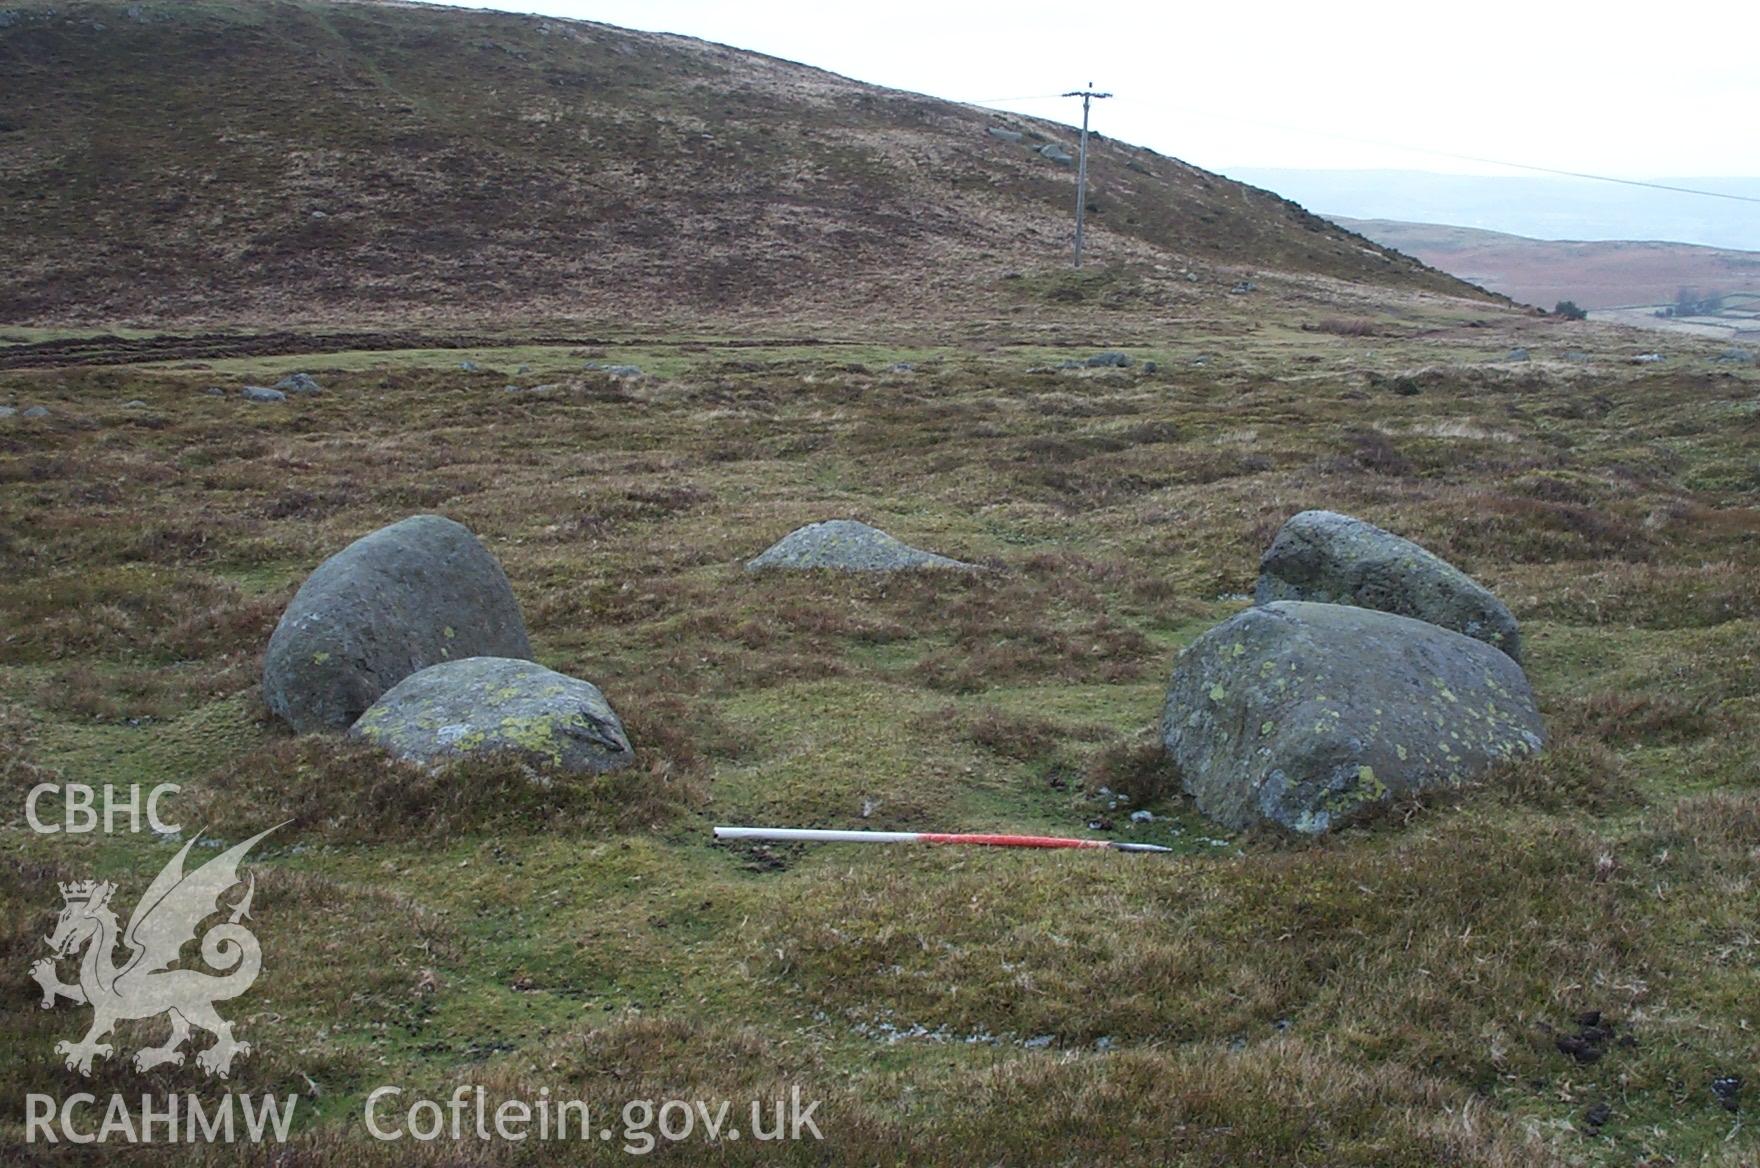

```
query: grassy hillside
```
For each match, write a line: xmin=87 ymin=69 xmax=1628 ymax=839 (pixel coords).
xmin=1338 ymin=217 xmax=1760 ymax=310
xmin=2 ymin=313 xmax=1757 ymax=1163
xmin=0 ymin=0 xmax=1478 ymax=326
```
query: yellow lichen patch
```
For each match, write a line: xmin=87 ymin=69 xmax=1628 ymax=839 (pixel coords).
xmin=497 ymin=713 xmax=565 ymax=765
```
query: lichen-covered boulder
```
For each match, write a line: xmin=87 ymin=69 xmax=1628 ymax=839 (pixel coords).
xmin=1255 ymin=510 xmax=1523 ymax=662
xmin=349 ymin=657 xmax=633 ymax=774
xmin=745 ymin=519 xmax=974 ymax=572
xmin=1161 ymin=601 xmax=1544 ymax=834
xmin=263 ymin=515 xmax=532 ymax=731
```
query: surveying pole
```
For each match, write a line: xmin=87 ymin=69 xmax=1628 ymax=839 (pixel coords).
xmin=1062 ymin=83 xmax=1111 ymax=268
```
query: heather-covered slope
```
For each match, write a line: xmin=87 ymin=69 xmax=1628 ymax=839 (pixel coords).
xmin=0 ymin=0 xmax=1480 ymax=324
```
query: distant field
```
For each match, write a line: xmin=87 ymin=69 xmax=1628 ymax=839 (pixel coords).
xmin=1335 ymin=217 xmax=1760 ymax=310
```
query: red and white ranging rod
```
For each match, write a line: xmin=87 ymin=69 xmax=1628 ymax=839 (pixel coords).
xmin=713 ymin=826 xmax=1173 ymax=854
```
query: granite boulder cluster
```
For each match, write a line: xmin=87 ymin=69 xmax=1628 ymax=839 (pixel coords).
xmin=262 ymin=514 xmax=974 ymax=780
xmin=1161 ymin=511 xmax=1544 ymax=834
xmin=263 ymin=508 xmax=1543 ymax=836
xmin=262 ymin=515 xmax=633 ymax=776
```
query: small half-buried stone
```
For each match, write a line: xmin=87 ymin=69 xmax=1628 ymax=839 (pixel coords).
xmin=273 ymin=372 xmax=321 ymax=394
xmin=350 ymin=656 xmax=634 ymax=775
xmin=746 ymin=519 xmax=975 ymax=572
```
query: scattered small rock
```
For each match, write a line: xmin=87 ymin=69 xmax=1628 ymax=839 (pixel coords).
xmin=122 ymin=399 xmax=148 ymax=408
xmin=986 ymin=127 xmax=1024 ymax=143
xmin=1230 ymin=280 xmax=1257 ymax=294
xmin=1022 ymin=1035 xmax=1055 ymax=1050
xmin=1631 ymin=352 xmax=1664 ymax=364
xmin=1713 ymin=347 xmax=1755 ymax=365
xmin=273 ymin=372 xmax=321 ymax=394
xmin=1712 ymin=1075 xmax=1742 ymax=1112
xmin=584 ymin=361 xmax=643 ymax=377
xmin=0 ymin=406 xmax=15 ymax=419
xmin=458 ymin=360 xmax=479 ymax=372
xmin=1562 ymin=350 xmax=1590 ymax=364
xmin=1505 ymin=347 xmax=1530 ymax=362
xmin=1038 ymin=144 xmax=1073 ymax=165
xmin=241 ymin=386 xmax=286 ymax=403
xmin=886 ymin=361 xmax=915 ymax=373
xmin=22 ymin=405 xmax=50 ymax=418
xmin=1582 ymin=1102 xmax=1612 ymax=1130
xmin=1085 ymin=351 xmax=1133 ymax=368
xmin=1128 ymin=809 xmax=1153 ymax=823
xmin=203 ymin=386 xmax=226 ymax=396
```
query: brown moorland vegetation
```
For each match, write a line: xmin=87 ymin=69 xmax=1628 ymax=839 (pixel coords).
xmin=1 ymin=308 xmax=1756 ymax=1164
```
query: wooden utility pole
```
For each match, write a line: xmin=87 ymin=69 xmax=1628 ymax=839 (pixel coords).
xmin=1062 ymin=83 xmax=1111 ymax=268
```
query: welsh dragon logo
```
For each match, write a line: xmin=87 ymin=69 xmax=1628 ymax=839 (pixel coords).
xmin=30 ymin=825 xmax=281 ymax=1078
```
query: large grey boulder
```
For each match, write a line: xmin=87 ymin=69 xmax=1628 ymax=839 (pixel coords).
xmin=1256 ymin=510 xmax=1523 ymax=662
xmin=1162 ymin=601 xmax=1544 ymax=834
xmin=350 ymin=657 xmax=633 ymax=774
xmin=263 ymin=515 xmax=533 ymax=731
xmin=745 ymin=519 xmax=974 ymax=572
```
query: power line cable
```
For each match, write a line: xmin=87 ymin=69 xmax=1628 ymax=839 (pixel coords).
xmin=957 ymin=93 xmax=1069 ymax=105
xmin=962 ymin=91 xmax=1760 ymax=207
xmin=1166 ymin=105 xmax=1760 ymax=206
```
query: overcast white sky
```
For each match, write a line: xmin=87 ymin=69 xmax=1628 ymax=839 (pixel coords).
xmin=416 ymin=0 xmax=1760 ymax=179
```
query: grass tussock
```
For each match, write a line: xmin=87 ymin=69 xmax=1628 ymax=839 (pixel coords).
xmin=189 ymin=735 xmax=706 ymax=845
